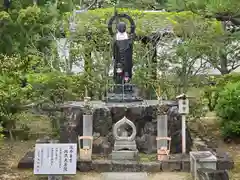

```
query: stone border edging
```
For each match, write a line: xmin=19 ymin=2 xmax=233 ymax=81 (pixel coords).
xmin=18 ymin=151 xmax=233 ymax=172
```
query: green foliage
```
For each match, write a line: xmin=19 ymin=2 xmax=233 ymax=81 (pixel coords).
xmin=0 ymin=54 xmax=33 ymax=138
xmin=216 ymin=81 xmax=240 ymax=121
xmin=167 ymin=0 xmax=240 ymax=15
xmin=215 ymin=81 xmax=240 ymax=138
xmin=189 ymin=97 xmax=207 ymax=120
xmin=102 ymin=0 xmax=167 ymax=9
xmin=0 ymin=1 xmax=238 ymax=142
xmin=203 ymin=73 xmax=240 ymax=111
xmin=0 ymin=4 xmax=60 ymax=56
xmin=0 ymin=124 xmax=4 ymax=139
xmin=166 ymin=0 xmax=240 ymax=75
xmin=28 ymin=72 xmax=77 ymax=104
xmin=75 ymin=8 xmax=220 ymax=36
xmin=72 ymin=8 xmax=223 ymax=96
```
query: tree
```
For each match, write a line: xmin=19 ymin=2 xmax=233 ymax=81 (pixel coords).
xmin=181 ymin=21 xmax=240 ymax=75
xmin=166 ymin=0 xmax=240 ymax=75
xmin=101 ymin=0 xmax=166 ymax=9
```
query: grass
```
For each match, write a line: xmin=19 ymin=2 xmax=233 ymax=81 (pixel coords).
xmin=139 ymin=153 xmax=156 ymax=162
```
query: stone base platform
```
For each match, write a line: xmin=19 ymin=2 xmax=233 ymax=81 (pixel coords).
xmin=101 ymin=172 xmax=148 ymax=180
xmin=111 ymin=150 xmax=139 ymax=160
xmin=18 ymin=152 xmax=234 ymax=172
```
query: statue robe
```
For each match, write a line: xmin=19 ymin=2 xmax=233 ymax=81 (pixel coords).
xmin=113 ymin=38 xmax=133 ymax=84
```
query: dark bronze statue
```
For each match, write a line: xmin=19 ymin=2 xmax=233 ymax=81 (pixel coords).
xmin=113 ymin=21 xmax=133 ymax=84
xmin=106 ymin=13 xmax=142 ymax=102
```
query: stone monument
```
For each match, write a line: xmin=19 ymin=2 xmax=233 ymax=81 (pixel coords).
xmin=111 ymin=116 xmax=138 ymax=160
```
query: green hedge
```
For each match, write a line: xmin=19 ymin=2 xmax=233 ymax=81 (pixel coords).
xmin=215 ymin=81 xmax=240 ymax=138
xmin=203 ymin=73 xmax=240 ymax=111
xmin=70 ymin=8 xmax=223 ymax=37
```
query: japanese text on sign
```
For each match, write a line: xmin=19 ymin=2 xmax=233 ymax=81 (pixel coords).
xmin=33 ymin=143 xmax=77 ymax=175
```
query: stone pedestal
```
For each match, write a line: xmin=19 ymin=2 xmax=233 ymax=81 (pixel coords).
xmin=190 ymin=151 xmax=217 ymax=180
xmin=111 ymin=116 xmax=138 ymax=160
xmin=112 ymin=139 xmax=139 ymax=160
xmin=111 ymin=150 xmax=139 ymax=160
xmin=114 ymin=140 xmax=137 ymax=151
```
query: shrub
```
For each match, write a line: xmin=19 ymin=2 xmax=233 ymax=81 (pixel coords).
xmin=189 ymin=97 xmax=207 ymax=120
xmin=203 ymin=73 xmax=240 ymax=111
xmin=221 ymin=121 xmax=240 ymax=138
xmin=215 ymin=81 xmax=240 ymax=138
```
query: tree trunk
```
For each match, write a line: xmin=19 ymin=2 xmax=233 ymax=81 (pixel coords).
xmin=84 ymin=48 xmax=93 ymax=98
xmin=181 ymin=58 xmax=188 ymax=93
xmin=151 ymin=43 xmax=157 ymax=81
xmin=219 ymin=54 xmax=229 ymax=75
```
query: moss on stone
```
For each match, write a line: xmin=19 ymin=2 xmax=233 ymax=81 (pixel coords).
xmin=139 ymin=153 xmax=156 ymax=162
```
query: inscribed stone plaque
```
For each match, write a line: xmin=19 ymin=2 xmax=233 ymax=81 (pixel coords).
xmin=83 ymin=115 xmax=93 ymax=147
xmin=157 ymin=115 xmax=168 ymax=148
xmin=101 ymin=172 xmax=148 ymax=180
xmin=34 ymin=143 xmax=77 ymax=175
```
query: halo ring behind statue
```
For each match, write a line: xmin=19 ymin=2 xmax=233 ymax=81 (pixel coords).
xmin=108 ymin=13 xmax=136 ymax=37
xmin=113 ymin=116 xmax=137 ymax=141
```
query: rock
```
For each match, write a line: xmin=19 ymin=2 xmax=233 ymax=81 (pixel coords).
xmin=93 ymin=136 xmax=112 ymax=156
xmin=36 ymin=136 xmax=51 ymax=143
xmin=93 ymin=107 xmax=112 ymax=136
xmin=143 ymin=121 xmax=156 ymax=135
xmin=194 ymin=137 xmax=208 ymax=150
xmin=136 ymin=134 xmax=157 ymax=154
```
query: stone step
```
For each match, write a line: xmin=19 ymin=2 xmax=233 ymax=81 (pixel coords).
xmin=101 ymin=172 xmax=148 ymax=180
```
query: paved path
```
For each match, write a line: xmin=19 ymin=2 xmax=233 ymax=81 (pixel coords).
xmin=101 ymin=172 xmax=147 ymax=180
xmin=75 ymin=172 xmax=191 ymax=180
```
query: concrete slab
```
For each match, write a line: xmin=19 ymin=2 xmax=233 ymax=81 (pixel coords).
xmin=101 ymin=172 xmax=148 ymax=180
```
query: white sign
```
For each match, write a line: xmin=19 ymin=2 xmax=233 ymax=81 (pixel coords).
xmin=178 ymin=99 xmax=189 ymax=114
xmin=34 ymin=143 xmax=77 ymax=175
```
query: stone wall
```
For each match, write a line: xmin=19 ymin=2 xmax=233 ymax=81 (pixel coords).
xmin=59 ymin=100 xmax=192 ymax=155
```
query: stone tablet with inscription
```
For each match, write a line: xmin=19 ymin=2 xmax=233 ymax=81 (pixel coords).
xmin=34 ymin=143 xmax=77 ymax=175
xmin=101 ymin=172 xmax=148 ymax=180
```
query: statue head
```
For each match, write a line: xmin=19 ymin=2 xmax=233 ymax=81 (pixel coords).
xmin=108 ymin=13 xmax=135 ymax=37
xmin=117 ymin=22 xmax=127 ymax=33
